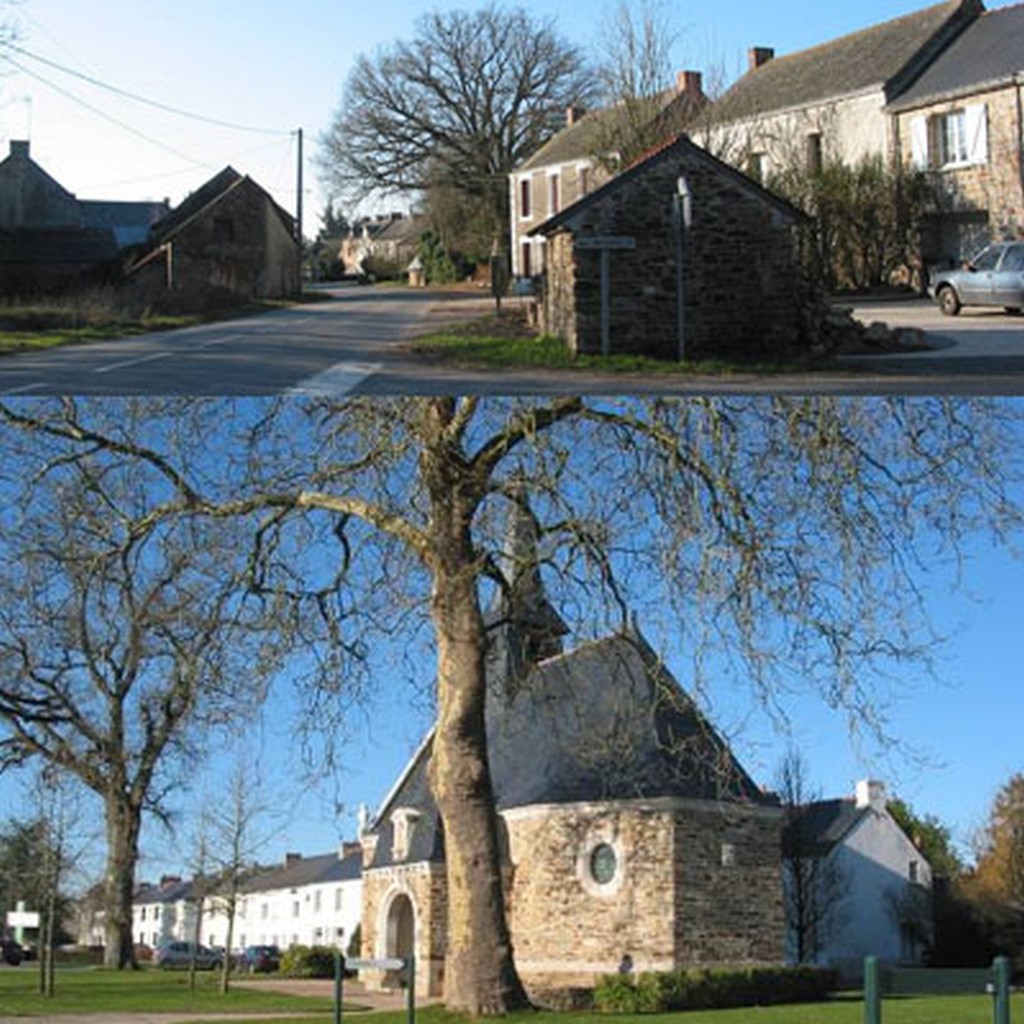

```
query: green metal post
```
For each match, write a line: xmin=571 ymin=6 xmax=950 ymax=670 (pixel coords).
xmin=407 ymin=953 xmax=416 ymax=1024
xmin=335 ymin=950 xmax=343 ymax=1024
xmin=993 ymin=956 xmax=1010 ymax=1024
xmin=864 ymin=957 xmax=881 ymax=1024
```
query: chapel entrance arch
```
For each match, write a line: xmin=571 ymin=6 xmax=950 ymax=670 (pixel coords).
xmin=383 ymin=891 xmax=416 ymax=977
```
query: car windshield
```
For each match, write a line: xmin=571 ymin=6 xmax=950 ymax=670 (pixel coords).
xmin=972 ymin=246 xmax=1002 ymax=271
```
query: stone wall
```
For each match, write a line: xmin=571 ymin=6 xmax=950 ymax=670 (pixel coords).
xmin=360 ymin=862 xmax=448 ymax=997
xmin=503 ymin=798 xmax=784 ymax=992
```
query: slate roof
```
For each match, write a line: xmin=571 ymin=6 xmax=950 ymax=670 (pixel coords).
xmin=711 ymin=0 xmax=981 ymax=122
xmin=519 ymin=106 xmax=639 ymax=171
xmin=782 ymin=799 xmax=869 ymax=858
xmin=81 ymin=199 xmax=171 ymax=249
xmin=889 ymin=2 xmax=1024 ymax=109
xmin=529 ymin=133 xmax=808 ymax=240
xmin=241 ymin=848 xmax=363 ymax=894
xmin=0 ymin=227 xmax=118 ymax=264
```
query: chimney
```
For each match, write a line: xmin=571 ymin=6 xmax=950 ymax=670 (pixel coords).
xmin=676 ymin=70 xmax=704 ymax=98
xmin=339 ymin=841 xmax=362 ymax=861
xmin=159 ymin=875 xmax=182 ymax=888
xmin=748 ymin=47 xmax=775 ymax=71
xmin=855 ymin=779 xmax=887 ymax=814
xmin=566 ymin=105 xmax=585 ymax=127
xmin=9 ymin=140 xmax=29 ymax=159
xmin=284 ymin=852 xmax=302 ymax=867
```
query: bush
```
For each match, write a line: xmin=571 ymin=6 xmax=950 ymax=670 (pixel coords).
xmin=279 ymin=944 xmax=341 ymax=978
xmin=594 ymin=965 xmax=837 ymax=1013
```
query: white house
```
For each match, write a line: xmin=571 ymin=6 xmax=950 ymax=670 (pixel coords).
xmin=131 ymin=843 xmax=363 ymax=954
xmin=783 ymin=779 xmax=933 ymax=982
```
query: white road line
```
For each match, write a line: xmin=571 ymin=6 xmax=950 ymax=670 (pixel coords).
xmin=286 ymin=362 xmax=382 ymax=396
xmin=194 ymin=334 xmax=246 ymax=350
xmin=1 ymin=382 xmax=46 ymax=395
xmin=93 ymin=351 xmax=173 ymax=375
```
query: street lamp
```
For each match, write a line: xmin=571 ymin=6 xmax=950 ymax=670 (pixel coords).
xmin=674 ymin=175 xmax=692 ymax=361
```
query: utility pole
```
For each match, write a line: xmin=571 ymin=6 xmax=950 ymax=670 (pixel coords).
xmin=295 ymin=128 xmax=304 ymax=245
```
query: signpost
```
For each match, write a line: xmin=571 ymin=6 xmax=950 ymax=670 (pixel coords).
xmin=6 ymin=902 xmax=40 ymax=944
xmin=336 ymin=955 xmax=416 ymax=1024
xmin=573 ymin=236 xmax=636 ymax=357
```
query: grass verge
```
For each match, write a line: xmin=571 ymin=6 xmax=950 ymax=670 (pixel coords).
xmin=0 ymin=965 xmax=336 ymax=1015
xmin=410 ymin=317 xmax=827 ymax=376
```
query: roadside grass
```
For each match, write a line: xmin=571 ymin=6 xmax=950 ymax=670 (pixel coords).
xmin=410 ymin=316 xmax=825 ymax=376
xmin=0 ymin=290 xmax=326 ymax=355
xmin=0 ymin=965 xmax=337 ymax=1015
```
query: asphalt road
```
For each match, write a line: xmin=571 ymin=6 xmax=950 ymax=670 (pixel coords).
xmin=3 ymin=289 xmax=1024 ymax=396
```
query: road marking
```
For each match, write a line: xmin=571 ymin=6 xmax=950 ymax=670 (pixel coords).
xmin=194 ymin=334 xmax=246 ymax=350
xmin=93 ymin=351 xmax=173 ymax=374
xmin=286 ymin=362 xmax=382 ymax=396
xmin=1 ymin=382 xmax=45 ymax=395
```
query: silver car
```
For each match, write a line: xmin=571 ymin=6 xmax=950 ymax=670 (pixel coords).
xmin=155 ymin=940 xmax=222 ymax=970
xmin=930 ymin=242 xmax=1024 ymax=316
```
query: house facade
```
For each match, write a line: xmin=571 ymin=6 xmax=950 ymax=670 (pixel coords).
xmin=358 ymin=501 xmax=785 ymax=999
xmin=783 ymin=780 xmax=933 ymax=982
xmin=889 ymin=3 xmax=1024 ymax=261
xmin=531 ymin=134 xmax=808 ymax=362
xmin=130 ymin=846 xmax=363 ymax=954
xmin=510 ymin=73 xmax=707 ymax=281
xmin=702 ymin=0 xmax=981 ymax=182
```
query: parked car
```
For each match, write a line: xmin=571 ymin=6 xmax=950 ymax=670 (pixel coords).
xmin=154 ymin=940 xmax=222 ymax=970
xmin=0 ymin=938 xmax=24 ymax=966
xmin=929 ymin=241 xmax=1024 ymax=316
xmin=240 ymin=944 xmax=281 ymax=973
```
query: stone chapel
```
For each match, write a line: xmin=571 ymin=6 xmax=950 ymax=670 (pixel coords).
xmin=357 ymin=503 xmax=785 ymax=998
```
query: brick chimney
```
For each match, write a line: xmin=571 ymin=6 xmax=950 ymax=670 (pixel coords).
xmin=676 ymin=70 xmax=704 ymax=98
xmin=855 ymin=779 xmax=887 ymax=814
xmin=9 ymin=140 xmax=29 ymax=160
xmin=284 ymin=852 xmax=302 ymax=867
xmin=566 ymin=105 xmax=586 ymax=127
xmin=748 ymin=47 xmax=775 ymax=71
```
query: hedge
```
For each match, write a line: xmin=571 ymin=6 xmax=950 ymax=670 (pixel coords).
xmin=279 ymin=944 xmax=339 ymax=978
xmin=594 ymin=965 xmax=838 ymax=1013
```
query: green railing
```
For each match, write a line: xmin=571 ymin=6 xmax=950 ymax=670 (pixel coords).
xmin=864 ymin=956 xmax=1010 ymax=1024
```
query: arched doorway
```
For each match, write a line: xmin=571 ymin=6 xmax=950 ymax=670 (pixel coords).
xmin=383 ymin=892 xmax=415 ymax=987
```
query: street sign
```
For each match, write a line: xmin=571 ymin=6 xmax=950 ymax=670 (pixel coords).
xmin=6 ymin=910 xmax=40 ymax=928
xmin=574 ymin=236 xmax=636 ymax=250
xmin=346 ymin=957 xmax=406 ymax=971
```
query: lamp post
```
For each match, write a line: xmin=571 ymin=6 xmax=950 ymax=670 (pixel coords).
xmin=674 ymin=175 xmax=692 ymax=362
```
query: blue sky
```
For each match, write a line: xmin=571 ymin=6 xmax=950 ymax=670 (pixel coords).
xmin=1 ymin=0 xmax=1014 ymax=234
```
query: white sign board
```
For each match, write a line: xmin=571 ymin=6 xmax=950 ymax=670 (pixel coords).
xmin=347 ymin=957 xmax=406 ymax=971
xmin=6 ymin=910 xmax=40 ymax=928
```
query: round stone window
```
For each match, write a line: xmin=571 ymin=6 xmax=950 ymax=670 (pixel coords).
xmin=590 ymin=843 xmax=618 ymax=885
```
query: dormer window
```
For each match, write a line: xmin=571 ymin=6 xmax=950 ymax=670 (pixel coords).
xmin=391 ymin=807 xmax=422 ymax=861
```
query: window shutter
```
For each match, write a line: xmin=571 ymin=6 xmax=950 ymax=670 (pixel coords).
xmin=910 ymin=116 xmax=929 ymax=169
xmin=965 ymin=104 xmax=988 ymax=165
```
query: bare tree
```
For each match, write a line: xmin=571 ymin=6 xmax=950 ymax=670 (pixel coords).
xmin=0 ymin=402 xmax=291 ymax=968
xmin=0 ymin=397 xmax=1020 ymax=1014
xmin=319 ymin=4 xmax=593 ymax=248
xmin=777 ymin=749 xmax=845 ymax=964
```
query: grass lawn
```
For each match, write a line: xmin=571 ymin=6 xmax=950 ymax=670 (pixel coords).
xmin=0 ymin=965 xmax=337 ymax=1016
xmin=410 ymin=316 xmax=826 ymax=376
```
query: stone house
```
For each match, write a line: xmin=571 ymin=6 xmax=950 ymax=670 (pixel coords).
xmin=127 ymin=167 xmax=300 ymax=305
xmin=530 ymin=134 xmax=809 ymax=362
xmin=889 ymin=3 xmax=1024 ymax=262
xmin=131 ymin=845 xmax=363 ymax=953
xmin=0 ymin=140 xmax=168 ymax=293
xmin=783 ymin=780 xmax=933 ymax=983
xmin=510 ymin=73 xmax=708 ymax=282
xmin=703 ymin=0 xmax=981 ymax=182
xmin=357 ymin=502 xmax=784 ymax=999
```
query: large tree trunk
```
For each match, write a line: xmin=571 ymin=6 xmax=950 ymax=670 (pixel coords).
xmin=422 ymin=417 xmax=530 ymax=1015
xmin=103 ymin=794 xmax=142 ymax=969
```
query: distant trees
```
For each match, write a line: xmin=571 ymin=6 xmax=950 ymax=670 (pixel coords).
xmin=319 ymin=4 xmax=593 ymax=252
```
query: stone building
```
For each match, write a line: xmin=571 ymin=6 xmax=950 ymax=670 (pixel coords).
xmin=889 ymin=3 xmax=1024 ymax=262
xmin=127 ymin=167 xmax=300 ymax=306
xmin=358 ymin=502 xmax=784 ymax=999
xmin=530 ymin=134 xmax=808 ymax=362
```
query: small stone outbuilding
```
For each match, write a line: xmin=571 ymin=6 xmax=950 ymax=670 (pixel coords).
xmin=531 ymin=133 xmax=809 ymax=362
xmin=358 ymin=500 xmax=785 ymax=1000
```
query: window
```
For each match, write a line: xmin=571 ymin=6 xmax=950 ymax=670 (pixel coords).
xmin=293 ymin=901 xmax=300 ymax=918
xmin=548 ymin=172 xmax=561 ymax=215
xmin=141 ymin=907 xmax=146 ymax=921
xmin=805 ymin=133 xmax=823 ymax=176
xmin=521 ymin=241 xmax=532 ymax=278
xmin=721 ymin=843 xmax=737 ymax=867
xmin=909 ymin=860 xmax=919 ymax=883
xmin=213 ymin=217 xmax=235 ymax=243
xmin=1003 ymin=245 xmax=1024 ymax=272
xmin=314 ymin=890 xmax=321 ymax=912
xmin=912 ymin=106 xmax=988 ymax=170
xmin=748 ymin=152 xmax=766 ymax=183
xmin=589 ymin=844 xmax=617 ymax=885
xmin=261 ymin=903 xmax=269 ymax=920
xmin=335 ymin=888 xmax=343 ymax=912
xmin=578 ymin=164 xmax=591 ymax=197
xmin=519 ymin=178 xmax=532 ymax=219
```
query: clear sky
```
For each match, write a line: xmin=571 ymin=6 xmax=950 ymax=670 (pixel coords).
xmin=0 ymin=0 xmax=1014 ymax=235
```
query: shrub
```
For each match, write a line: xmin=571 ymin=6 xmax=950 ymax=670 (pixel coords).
xmin=594 ymin=965 xmax=837 ymax=1013
xmin=279 ymin=944 xmax=341 ymax=978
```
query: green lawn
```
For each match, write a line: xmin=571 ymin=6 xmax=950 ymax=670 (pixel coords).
xmin=410 ymin=319 xmax=823 ymax=376
xmin=0 ymin=965 xmax=336 ymax=1015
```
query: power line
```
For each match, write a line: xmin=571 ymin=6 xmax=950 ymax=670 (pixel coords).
xmin=0 ymin=40 xmax=293 ymax=137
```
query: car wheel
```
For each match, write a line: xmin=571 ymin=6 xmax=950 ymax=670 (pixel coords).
xmin=938 ymin=286 xmax=961 ymax=316
xmin=1004 ymin=307 xmax=1022 ymax=315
